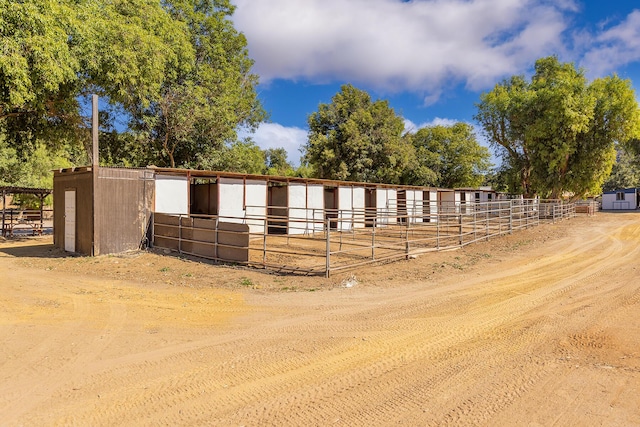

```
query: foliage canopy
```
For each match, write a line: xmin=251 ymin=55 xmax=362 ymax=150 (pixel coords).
xmin=305 ymin=84 xmax=413 ymax=184
xmin=475 ymin=56 xmax=640 ymax=198
xmin=0 ymin=0 xmax=267 ymax=187
xmin=305 ymin=85 xmax=492 ymax=188
xmin=408 ymin=123 xmax=492 ymax=188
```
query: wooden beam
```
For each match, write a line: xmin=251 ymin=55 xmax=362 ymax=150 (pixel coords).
xmin=92 ymin=95 xmax=99 ymax=167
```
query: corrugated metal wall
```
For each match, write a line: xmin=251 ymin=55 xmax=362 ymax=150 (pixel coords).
xmin=94 ymin=168 xmax=154 ymax=255
xmin=54 ymin=168 xmax=154 ymax=256
xmin=53 ymin=170 xmax=94 ymax=255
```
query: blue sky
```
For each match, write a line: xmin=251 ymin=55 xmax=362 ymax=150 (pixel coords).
xmin=232 ymin=0 xmax=640 ymax=165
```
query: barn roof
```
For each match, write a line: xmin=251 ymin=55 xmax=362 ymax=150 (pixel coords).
xmin=0 ymin=186 xmax=53 ymax=196
xmin=602 ymin=188 xmax=638 ymax=195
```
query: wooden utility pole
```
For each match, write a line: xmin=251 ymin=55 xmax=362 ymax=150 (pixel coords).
xmin=92 ymin=94 xmax=99 ymax=167
xmin=92 ymin=94 xmax=100 ymax=255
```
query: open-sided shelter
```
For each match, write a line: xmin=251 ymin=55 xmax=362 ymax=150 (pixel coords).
xmin=54 ymin=166 xmax=504 ymax=257
xmin=1 ymin=186 xmax=52 ymax=236
xmin=152 ymin=168 xmax=449 ymax=232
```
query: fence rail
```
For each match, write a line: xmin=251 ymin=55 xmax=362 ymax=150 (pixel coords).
xmin=152 ymin=199 xmax=578 ymax=277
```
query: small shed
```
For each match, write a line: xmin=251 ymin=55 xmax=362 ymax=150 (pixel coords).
xmin=53 ymin=166 xmax=154 ymax=255
xmin=601 ymin=188 xmax=640 ymax=210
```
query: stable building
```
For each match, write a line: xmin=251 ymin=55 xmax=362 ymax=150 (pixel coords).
xmin=53 ymin=166 xmax=500 ymax=257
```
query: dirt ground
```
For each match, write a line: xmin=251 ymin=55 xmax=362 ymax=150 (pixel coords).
xmin=0 ymin=212 xmax=639 ymax=426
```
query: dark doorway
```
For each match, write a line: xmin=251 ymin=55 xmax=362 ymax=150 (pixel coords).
xmin=423 ymin=190 xmax=431 ymax=222
xmin=324 ymin=187 xmax=338 ymax=230
xmin=397 ymin=190 xmax=407 ymax=224
xmin=268 ymin=184 xmax=288 ymax=234
xmin=365 ymin=188 xmax=376 ymax=227
xmin=190 ymin=180 xmax=217 ymax=215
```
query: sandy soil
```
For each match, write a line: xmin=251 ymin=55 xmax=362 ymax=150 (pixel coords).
xmin=0 ymin=212 xmax=639 ymax=426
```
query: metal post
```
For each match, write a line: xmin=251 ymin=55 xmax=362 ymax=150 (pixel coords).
xmin=458 ymin=213 xmax=463 ymax=246
xmin=486 ymin=205 xmax=489 ymax=240
xmin=436 ymin=211 xmax=440 ymax=250
xmin=509 ymin=201 xmax=513 ymax=234
xmin=92 ymin=94 xmax=99 ymax=167
xmin=325 ymin=219 xmax=331 ymax=278
xmin=473 ymin=207 xmax=477 ymax=242
xmin=405 ymin=223 xmax=410 ymax=259
xmin=262 ymin=217 xmax=267 ymax=267
xmin=178 ymin=214 xmax=182 ymax=254
xmin=38 ymin=194 xmax=44 ymax=234
xmin=1 ymin=191 xmax=5 ymax=237
xmin=371 ymin=217 xmax=375 ymax=260
xmin=150 ymin=212 xmax=155 ymax=248
xmin=214 ymin=217 xmax=219 ymax=261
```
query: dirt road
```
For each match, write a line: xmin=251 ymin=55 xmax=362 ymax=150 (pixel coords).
xmin=1 ymin=213 xmax=639 ymax=426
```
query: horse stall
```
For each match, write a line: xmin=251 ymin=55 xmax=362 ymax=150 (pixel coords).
xmin=456 ymin=189 xmax=475 ymax=214
xmin=267 ymin=182 xmax=288 ymax=234
xmin=423 ymin=189 xmax=438 ymax=222
xmin=233 ymin=177 xmax=267 ymax=234
xmin=288 ymin=182 xmax=324 ymax=235
xmin=337 ymin=185 xmax=365 ymax=231
xmin=375 ymin=187 xmax=397 ymax=226
xmin=324 ymin=186 xmax=339 ymax=230
xmin=364 ymin=187 xmax=376 ymax=227
xmin=438 ymin=189 xmax=459 ymax=213
xmin=405 ymin=189 xmax=424 ymax=223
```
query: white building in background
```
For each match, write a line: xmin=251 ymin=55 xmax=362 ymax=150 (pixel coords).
xmin=601 ymin=188 xmax=640 ymax=210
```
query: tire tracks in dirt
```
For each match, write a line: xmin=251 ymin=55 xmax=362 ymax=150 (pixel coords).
xmin=3 ymin=213 xmax=640 ymax=426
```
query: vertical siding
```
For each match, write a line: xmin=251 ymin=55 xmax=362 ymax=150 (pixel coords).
xmin=95 ymin=168 xmax=154 ymax=255
xmin=244 ymin=179 xmax=267 ymax=234
xmin=53 ymin=170 xmax=94 ymax=255
xmin=288 ymin=183 xmax=307 ymax=235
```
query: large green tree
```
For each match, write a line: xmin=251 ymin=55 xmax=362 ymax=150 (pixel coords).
xmin=603 ymin=145 xmax=640 ymax=191
xmin=130 ymin=0 xmax=266 ymax=168
xmin=304 ymin=84 xmax=414 ymax=183
xmin=475 ymin=56 xmax=640 ymax=198
xmin=1 ymin=0 xmax=188 ymax=154
xmin=0 ymin=0 xmax=265 ymax=183
xmin=198 ymin=139 xmax=265 ymax=174
xmin=409 ymin=123 xmax=491 ymax=188
xmin=264 ymin=148 xmax=295 ymax=176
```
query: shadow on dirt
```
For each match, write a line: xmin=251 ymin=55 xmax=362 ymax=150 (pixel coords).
xmin=0 ymin=239 xmax=68 ymax=259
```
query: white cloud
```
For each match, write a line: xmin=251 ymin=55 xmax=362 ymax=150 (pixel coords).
xmin=581 ymin=10 xmax=640 ymax=78
xmin=240 ymin=123 xmax=307 ymax=166
xmin=233 ymin=0 xmax=576 ymax=100
xmin=403 ymin=117 xmax=458 ymax=133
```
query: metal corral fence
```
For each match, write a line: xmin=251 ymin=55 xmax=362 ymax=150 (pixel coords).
xmin=575 ymin=200 xmax=599 ymax=215
xmin=152 ymin=199 xmax=577 ymax=277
